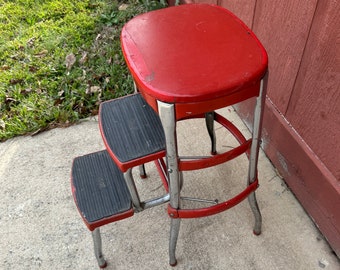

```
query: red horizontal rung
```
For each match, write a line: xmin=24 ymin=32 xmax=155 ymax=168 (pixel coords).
xmin=168 ymin=179 xmax=259 ymax=219
xmin=179 ymin=140 xmax=251 ymax=171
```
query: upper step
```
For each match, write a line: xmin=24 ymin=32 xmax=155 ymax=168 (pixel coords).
xmin=99 ymin=93 xmax=166 ymax=172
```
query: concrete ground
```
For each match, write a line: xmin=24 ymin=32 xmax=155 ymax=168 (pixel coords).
xmin=0 ymin=107 xmax=339 ymax=270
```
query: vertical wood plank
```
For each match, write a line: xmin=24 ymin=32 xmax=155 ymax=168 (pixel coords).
xmin=252 ymin=0 xmax=317 ymax=113
xmin=184 ymin=0 xmax=255 ymax=28
xmin=218 ymin=0 xmax=256 ymax=28
xmin=286 ymin=0 xmax=340 ymax=180
xmin=191 ymin=0 xmax=218 ymax=5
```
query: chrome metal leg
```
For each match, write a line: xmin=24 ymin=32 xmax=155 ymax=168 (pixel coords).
xmin=248 ymin=192 xmax=262 ymax=235
xmin=134 ymin=81 xmax=148 ymax=179
xmin=205 ymin=111 xmax=217 ymax=155
xmin=138 ymin=164 xmax=147 ymax=178
xmin=91 ymin=228 xmax=107 ymax=268
xmin=157 ymin=101 xmax=181 ymax=210
xmin=133 ymin=80 xmax=138 ymax=93
xmin=169 ymin=218 xmax=181 ymax=266
xmin=124 ymin=169 xmax=143 ymax=212
xmin=179 ymin=170 xmax=184 ymax=191
xmin=247 ymin=75 xmax=267 ymax=234
xmin=157 ymin=101 xmax=181 ymax=266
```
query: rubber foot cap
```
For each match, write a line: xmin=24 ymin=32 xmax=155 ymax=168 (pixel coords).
xmin=170 ymin=260 xmax=177 ymax=267
xmin=253 ymin=230 xmax=261 ymax=236
xmin=99 ymin=261 xmax=108 ymax=268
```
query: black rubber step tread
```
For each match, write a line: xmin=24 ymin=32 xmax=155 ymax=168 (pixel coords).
xmin=71 ymin=150 xmax=132 ymax=224
xmin=99 ymin=93 xmax=165 ymax=163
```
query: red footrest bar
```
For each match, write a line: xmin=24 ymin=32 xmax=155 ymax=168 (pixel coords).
xmin=168 ymin=178 xmax=259 ymax=219
xmin=178 ymin=112 xmax=250 ymax=171
xmin=179 ymin=140 xmax=251 ymax=171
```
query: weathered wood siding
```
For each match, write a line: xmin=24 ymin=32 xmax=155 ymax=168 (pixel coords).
xmin=285 ymin=0 xmax=340 ymax=180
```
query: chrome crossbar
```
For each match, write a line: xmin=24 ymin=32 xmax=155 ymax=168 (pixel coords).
xmin=142 ymin=193 xmax=170 ymax=210
xmin=181 ymin=196 xmax=218 ymax=205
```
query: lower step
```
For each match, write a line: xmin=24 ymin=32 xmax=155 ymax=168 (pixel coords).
xmin=71 ymin=150 xmax=134 ymax=231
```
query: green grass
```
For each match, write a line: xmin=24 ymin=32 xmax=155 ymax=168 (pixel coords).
xmin=0 ymin=0 xmax=166 ymax=141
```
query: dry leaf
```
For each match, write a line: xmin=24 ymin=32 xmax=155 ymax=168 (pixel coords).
xmin=27 ymin=37 xmax=36 ymax=47
xmin=20 ymin=88 xmax=32 ymax=95
xmin=65 ymin=53 xmax=76 ymax=70
xmin=79 ymin=51 xmax=88 ymax=64
xmin=0 ymin=119 xmax=5 ymax=130
xmin=34 ymin=49 xmax=48 ymax=58
xmin=29 ymin=65 xmax=38 ymax=72
xmin=9 ymin=78 xmax=23 ymax=85
xmin=54 ymin=97 xmax=65 ymax=106
xmin=1 ymin=65 xmax=10 ymax=71
xmin=91 ymin=109 xmax=99 ymax=115
xmin=5 ymin=97 xmax=17 ymax=105
xmin=86 ymin=86 xmax=101 ymax=94
xmin=119 ymin=4 xmax=129 ymax=10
